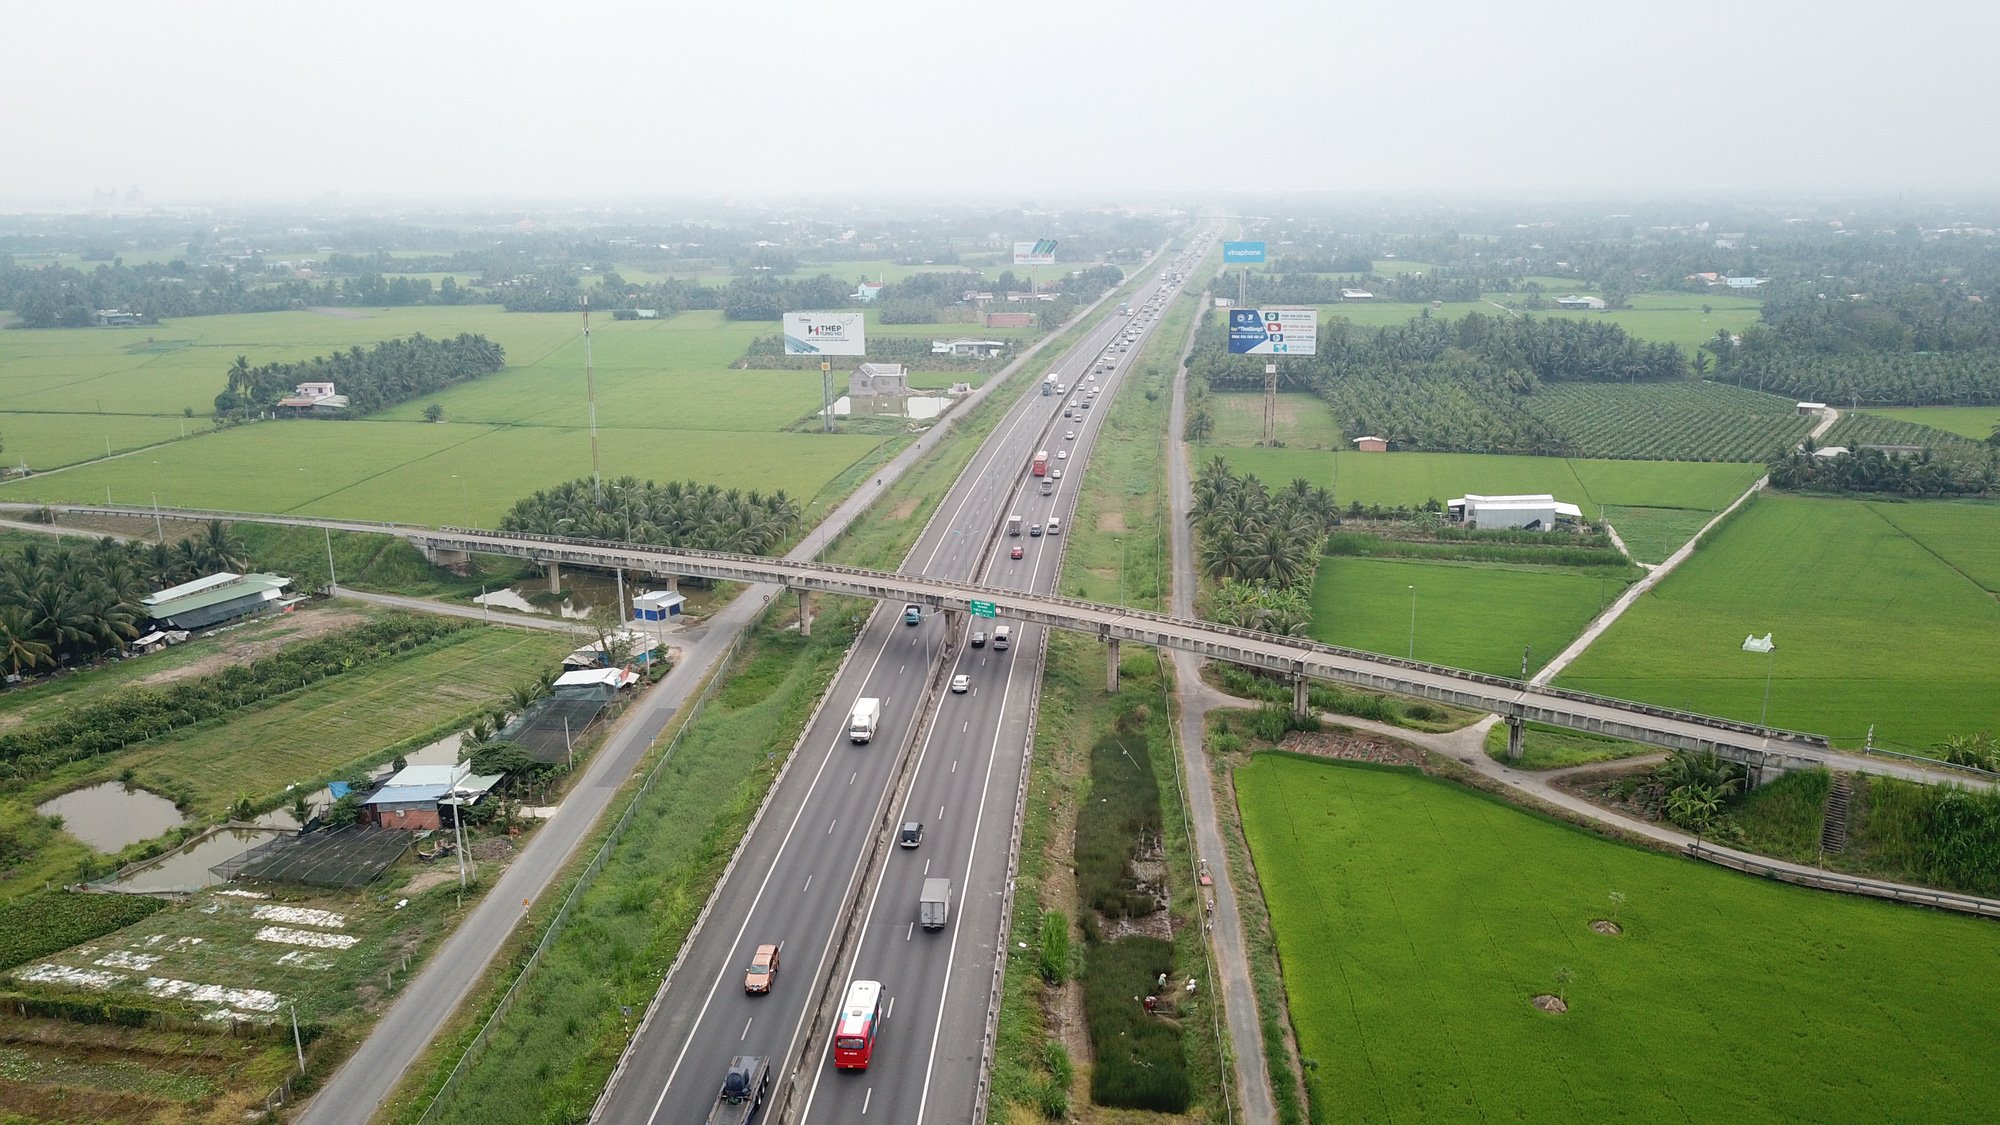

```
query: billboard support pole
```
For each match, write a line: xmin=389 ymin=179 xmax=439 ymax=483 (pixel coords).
xmin=821 ymin=361 xmax=834 ymax=433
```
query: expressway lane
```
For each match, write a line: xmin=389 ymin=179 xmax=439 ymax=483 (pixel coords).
xmin=795 ymin=235 xmax=1217 ymax=1124
xmin=593 ymin=232 xmax=1213 ymax=1125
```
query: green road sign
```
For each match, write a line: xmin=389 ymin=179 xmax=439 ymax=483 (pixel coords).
xmin=969 ymin=600 xmax=997 ymax=618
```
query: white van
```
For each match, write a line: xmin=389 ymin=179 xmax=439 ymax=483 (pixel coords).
xmin=1046 ymin=517 xmax=1061 ymax=535
xmin=992 ymin=625 xmax=1011 ymax=651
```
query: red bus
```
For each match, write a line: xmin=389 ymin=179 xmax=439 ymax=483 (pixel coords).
xmin=833 ymin=979 xmax=883 ymax=1069
xmin=1031 ymin=450 xmax=1049 ymax=477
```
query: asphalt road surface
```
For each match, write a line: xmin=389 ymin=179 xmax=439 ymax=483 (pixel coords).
xmin=595 ymin=234 xmax=1214 ymax=1125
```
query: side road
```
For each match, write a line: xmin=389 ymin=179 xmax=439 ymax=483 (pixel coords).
xmin=1166 ymin=282 xmax=1279 ymax=1125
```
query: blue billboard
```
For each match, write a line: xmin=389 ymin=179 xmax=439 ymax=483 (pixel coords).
xmin=1223 ymin=241 xmax=1267 ymax=263
xmin=1226 ymin=307 xmax=1318 ymax=356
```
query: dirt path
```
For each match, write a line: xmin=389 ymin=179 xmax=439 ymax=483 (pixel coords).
xmin=129 ymin=609 xmax=372 ymax=688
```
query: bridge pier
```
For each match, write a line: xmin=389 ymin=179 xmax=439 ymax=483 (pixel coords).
xmin=797 ymin=589 xmax=814 ymax=636
xmin=426 ymin=546 xmax=472 ymax=574
xmin=1292 ymin=674 xmax=1310 ymax=719
xmin=1506 ymin=715 xmax=1525 ymax=762
xmin=1105 ymin=639 xmax=1120 ymax=693
xmin=544 ymin=561 xmax=561 ymax=593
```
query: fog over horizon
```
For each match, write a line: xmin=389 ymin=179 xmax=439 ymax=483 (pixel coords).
xmin=7 ymin=0 xmax=1999 ymax=210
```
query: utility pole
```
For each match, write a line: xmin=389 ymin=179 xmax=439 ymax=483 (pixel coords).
xmin=583 ymin=296 xmax=600 ymax=501
xmin=324 ymin=526 xmax=338 ymax=597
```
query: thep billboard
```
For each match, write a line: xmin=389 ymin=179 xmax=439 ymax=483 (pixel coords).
xmin=1012 ymin=239 xmax=1058 ymax=266
xmin=783 ymin=312 xmax=867 ymax=356
xmin=1226 ymin=307 xmax=1317 ymax=356
xmin=1223 ymin=241 xmax=1267 ymax=263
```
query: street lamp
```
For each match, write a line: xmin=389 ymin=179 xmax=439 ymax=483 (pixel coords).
xmin=1407 ymin=585 xmax=1417 ymax=659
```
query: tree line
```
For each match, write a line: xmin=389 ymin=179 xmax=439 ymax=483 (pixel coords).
xmin=499 ymin=476 xmax=803 ymax=555
xmin=214 ymin=332 xmax=506 ymax=417
xmin=0 ymin=523 xmax=252 ymax=679
xmin=1190 ymin=458 xmax=1340 ymax=635
xmin=1766 ymin=442 xmax=1996 ymax=497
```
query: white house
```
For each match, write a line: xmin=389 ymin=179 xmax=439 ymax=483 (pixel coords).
xmin=849 ymin=363 xmax=909 ymax=397
xmin=852 ymin=281 xmax=884 ymax=302
xmin=929 ymin=338 xmax=1007 ymax=358
xmin=1338 ymin=288 xmax=1374 ymax=301
xmin=1554 ymin=294 xmax=1607 ymax=310
xmin=1447 ymin=493 xmax=1584 ymax=531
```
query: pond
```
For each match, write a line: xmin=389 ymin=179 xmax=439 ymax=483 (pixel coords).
xmin=101 ymin=826 xmax=289 ymax=894
xmin=39 ymin=782 xmax=190 ymax=853
xmin=475 ymin=572 xmax=623 ymax=621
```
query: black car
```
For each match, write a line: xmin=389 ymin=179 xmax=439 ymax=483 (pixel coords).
xmin=971 ymin=630 xmax=987 ymax=648
xmin=899 ymin=821 xmax=924 ymax=848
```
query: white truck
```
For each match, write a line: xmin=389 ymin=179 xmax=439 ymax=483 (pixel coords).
xmin=992 ymin=625 xmax=1011 ymax=651
xmin=920 ymin=877 xmax=952 ymax=930
xmin=848 ymin=697 xmax=881 ymax=743
xmin=1007 ymin=514 xmax=1024 ymax=537
xmin=706 ymin=1055 xmax=770 ymax=1125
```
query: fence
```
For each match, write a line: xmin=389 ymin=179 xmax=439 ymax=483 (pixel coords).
xmin=415 ymin=624 xmax=747 ymax=1125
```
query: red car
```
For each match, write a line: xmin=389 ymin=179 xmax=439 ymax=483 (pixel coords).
xmin=1010 ymin=545 xmax=1024 ymax=559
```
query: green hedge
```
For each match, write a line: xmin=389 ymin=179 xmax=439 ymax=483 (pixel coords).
xmin=1083 ymin=936 xmax=1190 ymax=1112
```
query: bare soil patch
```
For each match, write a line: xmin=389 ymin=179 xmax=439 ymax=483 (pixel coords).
xmin=1097 ymin=511 xmax=1128 ymax=533
xmin=1278 ymin=728 xmax=1426 ymax=767
xmin=131 ymin=608 xmax=371 ymax=689
xmin=401 ymin=867 xmax=461 ymax=896
xmin=1531 ymin=994 xmax=1568 ymax=1013
xmin=891 ymin=497 xmax=921 ymax=520
xmin=1590 ymin=919 xmax=1623 ymax=935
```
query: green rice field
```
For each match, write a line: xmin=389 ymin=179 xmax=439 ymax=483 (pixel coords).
xmin=1854 ymin=405 xmax=2000 ymax=442
xmin=1311 ymin=290 xmax=1765 ymax=349
xmin=0 ymin=306 xmax=912 ymax=521
xmin=1200 ymin=448 xmax=1762 ymax=513
xmin=1309 ymin=557 xmax=1630 ymax=676
xmin=1558 ymin=494 xmax=2000 ymax=748
xmin=1236 ymin=755 xmax=2000 ymax=1125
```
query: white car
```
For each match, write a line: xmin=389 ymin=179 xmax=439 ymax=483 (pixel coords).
xmin=1065 ymin=430 xmax=1076 ymax=440
xmin=1052 ymin=467 xmax=1063 ymax=479
xmin=951 ymin=674 xmax=970 ymax=694
xmin=1056 ymin=449 xmax=1068 ymax=460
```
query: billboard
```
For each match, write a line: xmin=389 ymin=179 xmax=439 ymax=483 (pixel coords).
xmin=1223 ymin=241 xmax=1267 ymax=263
xmin=783 ymin=312 xmax=867 ymax=356
xmin=1012 ymin=239 xmax=1058 ymax=266
xmin=1226 ymin=307 xmax=1318 ymax=356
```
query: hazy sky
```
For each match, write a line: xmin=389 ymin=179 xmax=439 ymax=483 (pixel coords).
xmin=8 ymin=0 xmax=1999 ymax=206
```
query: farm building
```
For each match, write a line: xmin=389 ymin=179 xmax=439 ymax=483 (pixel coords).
xmin=1351 ymin=436 xmax=1388 ymax=453
xmin=631 ymin=589 xmax=685 ymax=621
xmin=94 ymin=308 xmax=147 ymax=326
xmin=849 ymin=363 xmax=910 ymax=397
xmin=552 ymin=667 xmax=641 ymax=700
xmin=275 ymin=380 xmax=349 ymax=413
xmin=564 ymin=630 xmax=664 ymax=669
xmin=1797 ymin=401 xmax=1827 ymax=415
xmin=362 ymin=764 xmax=503 ymax=831
xmin=142 ymin=572 xmax=294 ymax=630
xmin=1554 ymin=295 xmax=1608 ymax=310
xmin=1339 ymin=288 xmax=1374 ymax=301
xmin=1447 ymin=493 xmax=1583 ymax=531
xmin=930 ymin=338 xmax=1008 ymax=358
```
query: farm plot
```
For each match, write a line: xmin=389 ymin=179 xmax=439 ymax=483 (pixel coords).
xmin=1309 ymin=557 xmax=1629 ymax=676
xmin=1822 ymin=411 xmax=1985 ymax=453
xmin=1862 ymin=499 xmax=2000 ymax=591
xmin=1557 ymin=493 xmax=2000 ymax=748
xmin=1236 ymin=755 xmax=2000 ymax=1125
xmin=1526 ymin=381 xmax=1813 ymax=461
xmin=1205 ymin=391 xmax=1342 ymax=448
xmin=0 ymin=411 xmax=195 ymax=471
xmin=1857 ymin=405 xmax=2000 ymax=441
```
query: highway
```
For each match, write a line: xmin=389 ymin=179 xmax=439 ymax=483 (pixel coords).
xmin=592 ymin=232 xmax=1216 ymax=1125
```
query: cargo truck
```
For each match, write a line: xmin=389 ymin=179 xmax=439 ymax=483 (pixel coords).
xmin=992 ymin=624 xmax=1011 ymax=650
xmin=706 ymin=1056 xmax=769 ymax=1125
xmin=920 ymin=877 xmax=952 ymax=930
xmin=848 ymin=697 xmax=881 ymax=743
xmin=1007 ymin=514 xmax=1023 ymax=537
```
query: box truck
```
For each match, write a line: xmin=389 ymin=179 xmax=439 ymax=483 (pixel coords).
xmin=992 ymin=625 xmax=1011 ymax=651
xmin=848 ymin=697 xmax=881 ymax=743
xmin=920 ymin=877 xmax=952 ymax=930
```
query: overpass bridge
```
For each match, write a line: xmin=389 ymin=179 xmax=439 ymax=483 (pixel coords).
xmin=28 ymin=504 xmax=1834 ymax=779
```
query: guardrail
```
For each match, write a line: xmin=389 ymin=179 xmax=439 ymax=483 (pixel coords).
xmin=1687 ymin=843 xmax=2000 ymax=919
xmin=1861 ymin=746 xmax=2000 ymax=781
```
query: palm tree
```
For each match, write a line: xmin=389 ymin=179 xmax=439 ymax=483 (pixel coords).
xmin=198 ymin=520 xmax=247 ymax=572
xmin=0 ymin=605 xmax=52 ymax=676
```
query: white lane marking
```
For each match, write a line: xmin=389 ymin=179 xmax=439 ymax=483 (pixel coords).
xmin=802 ymin=875 xmax=812 ymax=892
xmin=742 ymin=1018 xmax=752 ymax=1040
xmin=887 ymin=996 xmax=895 ymax=1020
xmin=906 ymin=923 xmax=913 ymax=941
xmin=850 ymin=772 xmax=857 ymax=784
xmin=863 ymin=1088 xmax=873 ymax=1115
xmin=827 ymin=818 xmax=836 ymax=834
xmin=645 ymin=613 xmax=908 ymax=1124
